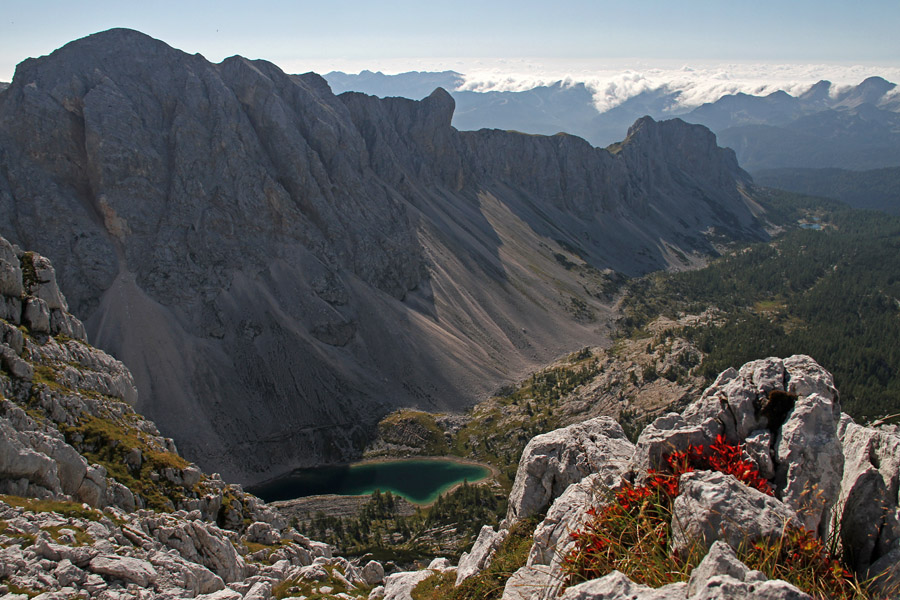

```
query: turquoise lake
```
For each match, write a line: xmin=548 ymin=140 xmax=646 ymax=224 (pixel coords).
xmin=248 ymin=458 xmax=491 ymax=505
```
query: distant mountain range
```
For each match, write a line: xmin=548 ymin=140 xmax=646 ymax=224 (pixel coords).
xmin=325 ymin=71 xmax=900 ymax=172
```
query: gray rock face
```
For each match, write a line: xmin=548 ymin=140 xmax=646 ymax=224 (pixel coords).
xmin=0 ymin=28 xmax=767 ymax=482
xmin=687 ymin=541 xmax=766 ymax=596
xmin=383 ymin=569 xmax=435 ymax=600
xmin=559 ymin=571 xmax=687 ymax=600
xmin=362 ymin=560 xmax=386 ymax=586
xmin=456 ymin=524 xmax=509 ymax=584
xmin=88 ymin=554 xmax=158 ymax=587
xmin=507 ymin=417 xmax=634 ymax=522
xmin=671 ymin=471 xmax=801 ymax=554
xmin=501 ymin=564 xmax=557 ymax=600
xmin=774 ymin=393 xmax=843 ymax=537
xmin=837 ymin=415 xmax=900 ymax=573
xmin=527 ymin=473 xmax=609 ymax=570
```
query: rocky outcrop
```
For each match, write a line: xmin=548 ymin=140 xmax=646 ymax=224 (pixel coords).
xmin=527 ymin=473 xmax=609 ymax=570
xmin=498 ymin=356 xmax=900 ymax=599
xmin=670 ymin=471 xmax=800 ymax=553
xmin=837 ymin=415 xmax=900 ymax=572
xmin=0 ymin=495 xmax=390 ymax=599
xmin=506 ymin=417 xmax=634 ymax=522
xmin=0 ymin=28 xmax=767 ymax=482
xmin=559 ymin=571 xmax=687 ymax=600
xmin=456 ymin=524 xmax=508 ymax=584
xmin=1 ymin=237 xmax=396 ymax=598
xmin=630 ymin=355 xmax=844 ymax=537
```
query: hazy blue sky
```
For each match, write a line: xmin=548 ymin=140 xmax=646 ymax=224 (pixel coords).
xmin=1 ymin=0 xmax=898 ymax=82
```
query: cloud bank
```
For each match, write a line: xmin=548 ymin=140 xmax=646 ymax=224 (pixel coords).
xmin=304 ymin=57 xmax=899 ymax=114
xmin=452 ymin=60 xmax=900 ymax=112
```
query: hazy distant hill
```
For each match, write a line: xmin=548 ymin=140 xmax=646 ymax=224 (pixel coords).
xmin=683 ymin=78 xmax=900 ymax=170
xmin=754 ymin=167 xmax=900 ymax=215
xmin=326 ymin=72 xmax=900 ymax=171
xmin=324 ymin=69 xmax=464 ymax=99
xmin=323 ymin=71 xmax=689 ymax=147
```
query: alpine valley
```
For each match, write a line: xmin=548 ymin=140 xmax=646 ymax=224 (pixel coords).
xmin=0 ymin=29 xmax=766 ymax=484
xmin=3 ymin=27 xmax=900 ymax=600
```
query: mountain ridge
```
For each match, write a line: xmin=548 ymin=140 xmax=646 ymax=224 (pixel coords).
xmin=0 ymin=28 xmax=764 ymax=484
xmin=324 ymin=70 xmax=900 ymax=171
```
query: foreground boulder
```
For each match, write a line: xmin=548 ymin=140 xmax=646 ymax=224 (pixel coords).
xmin=631 ymin=355 xmax=844 ymax=536
xmin=456 ymin=525 xmax=509 ymax=584
xmin=511 ymin=356 xmax=900 ymax=599
xmin=837 ymin=414 xmax=900 ymax=572
xmin=671 ymin=471 xmax=801 ymax=553
xmin=506 ymin=417 xmax=634 ymax=523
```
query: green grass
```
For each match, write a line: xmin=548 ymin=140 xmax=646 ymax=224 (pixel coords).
xmin=61 ymin=414 xmax=191 ymax=512
xmin=1 ymin=581 xmax=41 ymax=598
xmin=41 ymin=523 xmax=94 ymax=546
xmin=0 ymin=495 xmax=104 ymax=521
xmin=272 ymin=564 xmax=371 ymax=599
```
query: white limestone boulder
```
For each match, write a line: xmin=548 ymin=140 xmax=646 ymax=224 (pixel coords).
xmin=774 ymin=392 xmax=843 ymax=537
xmin=506 ymin=417 xmax=633 ymax=522
xmin=559 ymin=570 xmax=686 ymax=599
xmin=671 ymin=471 xmax=800 ymax=554
xmin=837 ymin=415 xmax=900 ymax=573
xmin=456 ymin=524 xmax=508 ymax=584
xmin=88 ymin=554 xmax=158 ymax=587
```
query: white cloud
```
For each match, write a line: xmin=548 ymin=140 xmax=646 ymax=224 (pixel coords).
xmin=445 ymin=59 xmax=900 ymax=112
xmin=289 ymin=56 xmax=899 ymax=114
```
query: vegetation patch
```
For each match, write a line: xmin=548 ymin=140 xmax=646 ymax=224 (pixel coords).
xmin=61 ymin=414 xmax=190 ymax=512
xmin=618 ymin=194 xmax=900 ymax=420
xmin=272 ymin=564 xmax=370 ymax=599
xmin=563 ymin=436 xmax=870 ymax=599
xmin=41 ymin=523 xmax=94 ymax=546
xmin=0 ymin=495 xmax=104 ymax=521
xmin=301 ymin=484 xmax=504 ymax=562
xmin=19 ymin=251 xmax=38 ymax=292
xmin=0 ymin=581 xmax=41 ymax=598
xmin=451 ymin=348 xmax=601 ymax=483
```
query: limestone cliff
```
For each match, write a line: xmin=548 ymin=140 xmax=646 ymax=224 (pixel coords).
xmin=0 ymin=29 xmax=765 ymax=482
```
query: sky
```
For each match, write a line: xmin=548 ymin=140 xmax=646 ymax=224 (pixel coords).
xmin=2 ymin=0 xmax=899 ymax=108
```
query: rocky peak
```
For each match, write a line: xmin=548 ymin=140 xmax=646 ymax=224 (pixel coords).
xmin=622 ymin=116 xmax=748 ymax=184
xmin=799 ymin=79 xmax=833 ymax=105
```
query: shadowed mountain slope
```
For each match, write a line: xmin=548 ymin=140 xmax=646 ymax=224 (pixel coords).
xmin=0 ymin=29 xmax=765 ymax=484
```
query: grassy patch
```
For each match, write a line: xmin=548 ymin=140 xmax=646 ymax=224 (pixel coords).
xmin=1 ymin=581 xmax=41 ymax=598
xmin=31 ymin=365 xmax=62 ymax=389
xmin=0 ymin=495 xmax=103 ymax=521
xmin=42 ymin=523 xmax=94 ymax=546
xmin=61 ymin=414 xmax=189 ymax=512
xmin=19 ymin=251 xmax=38 ymax=292
xmin=272 ymin=564 xmax=370 ymax=599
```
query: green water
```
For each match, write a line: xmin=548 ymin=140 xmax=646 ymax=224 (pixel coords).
xmin=248 ymin=458 xmax=491 ymax=505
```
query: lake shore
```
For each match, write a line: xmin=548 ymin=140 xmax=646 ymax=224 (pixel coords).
xmin=252 ymin=455 xmax=499 ymax=507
